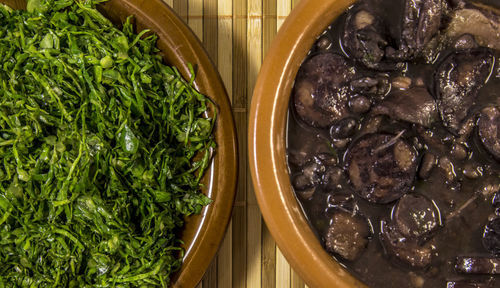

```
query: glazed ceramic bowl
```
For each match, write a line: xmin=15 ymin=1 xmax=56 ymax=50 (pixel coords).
xmin=2 ymin=1 xmax=238 ymax=287
xmin=249 ymin=0 xmax=367 ymax=287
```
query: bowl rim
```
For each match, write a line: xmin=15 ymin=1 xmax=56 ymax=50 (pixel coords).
xmin=249 ymin=0 xmax=367 ymax=287
xmin=0 ymin=0 xmax=238 ymax=287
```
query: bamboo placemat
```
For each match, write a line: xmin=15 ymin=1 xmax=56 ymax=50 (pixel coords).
xmin=163 ymin=0 xmax=308 ymax=287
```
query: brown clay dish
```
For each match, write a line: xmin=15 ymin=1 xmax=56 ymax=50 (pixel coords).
xmin=252 ymin=0 xmax=500 ymax=286
xmin=249 ymin=0 xmax=362 ymax=287
xmin=2 ymin=0 xmax=238 ymax=287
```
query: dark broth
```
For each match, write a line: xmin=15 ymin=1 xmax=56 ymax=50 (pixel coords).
xmin=287 ymin=0 xmax=500 ymax=287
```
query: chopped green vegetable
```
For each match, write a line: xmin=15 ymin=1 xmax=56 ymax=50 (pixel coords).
xmin=0 ymin=0 xmax=216 ymax=286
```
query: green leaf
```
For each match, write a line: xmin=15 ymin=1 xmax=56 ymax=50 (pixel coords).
xmin=27 ymin=0 xmax=49 ymax=13
xmin=119 ymin=124 xmax=139 ymax=154
xmin=0 ymin=0 xmax=215 ymax=285
xmin=40 ymin=33 xmax=54 ymax=49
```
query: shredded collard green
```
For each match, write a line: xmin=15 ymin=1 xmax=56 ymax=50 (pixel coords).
xmin=0 ymin=0 xmax=216 ymax=286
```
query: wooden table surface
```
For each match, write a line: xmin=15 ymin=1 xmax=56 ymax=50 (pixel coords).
xmin=162 ymin=0 xmax=308 ymax=287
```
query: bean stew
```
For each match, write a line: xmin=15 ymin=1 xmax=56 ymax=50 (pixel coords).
xmin=286 ymin=0 xmax=500 ymax=287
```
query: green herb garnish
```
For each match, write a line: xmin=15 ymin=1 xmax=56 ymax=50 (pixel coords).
xmin=0 ymin=0 xmax=216 ymax=286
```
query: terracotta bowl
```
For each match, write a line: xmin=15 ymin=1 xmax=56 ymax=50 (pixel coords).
xmin=2 ymin=1 xmax=238 ymax=287
xmin=249 ymin=0 xmax=368 ymax=287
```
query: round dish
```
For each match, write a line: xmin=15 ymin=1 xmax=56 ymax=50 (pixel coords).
xmin=249 ymin=0 xmax=366 ymax=287
xmin=2 ymin=0 xmax=238 ymax=287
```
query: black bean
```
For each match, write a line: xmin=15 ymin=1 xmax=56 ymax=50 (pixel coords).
xmin=391 ymin=76 xmax=412 ymax=90
xmin=453 ymin=34 xmax=479 ymax=50
xmin=451 ymin=143 xmax=468 ymax=161
xmin=349 ymin=95 xmax=372 ymax=114
xmin=360 ymin=116 xmax=384 ymax=135
xmin=476 ymin=177 xmax=500 ymax=198
xmin=316 ymin=35 xmax=332 ymax=51
xmin=438 ymin=156 xmax=457 ymax=182
xmin=493 ymin=192 xmax=500 ymax=208
xmin=292 ymin=159 xmax=326 ymax=190
xmin=332 ymin=138 xmax=351 ymax=149
xmin=463 ymin=162 xmax=482 ymax=179
xmin=419 ymin=153 xmax=437 ymax=179
xmin=327 ymin=194 xmax=354 ymax=208
xmin=316 ymin=153 xmax=338 ymax=166
xmin=483 ymin=218 xmax=500 ymax=255
xmin=330 ymin=118 xmax=357 ymax=139
xmin=297 ymin=187 xmax=316 ymax=200
xmin=455 ymin=256 xmax=500 ymax=274
xmin=323 ymin=166 xmax=345 ymax=189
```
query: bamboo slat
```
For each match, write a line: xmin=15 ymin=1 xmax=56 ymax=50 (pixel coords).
xmin=231 ymin=0 xmax=248 ymax=285
xmin=217 ymin=221 xmax=232 ymax=288
xmin=188 ymin=0 xmax=203 ymax=40
xmin=216 ymin=0 xmax=233 ymax=287
xmin=202 ymin=261 xmax=218 ymax=288
xmin=261 ymin=225 xmax=277 ymax=288
xmin=261 ymin=3 xmax=278 ymax=286
xmin=277 ymin=0 xmax=291 ymax=30
xmin=276 ymin=248 xmax=291 ymax=288
xmin=217 ymin=0 xmax=233 ymax=99
xmin=263 ymin=0 xmax=277 ymax=55
xmin=246 ymin=1 xmax=262 ymax=288
xmin=246 ymin=206 xmax=262 ymax=288
xmin=203 ymin=0 xmax=218 ymax=62
xmin=165 ymin=0 xmax=309 ymax=287
xmin=172 ymin=0 xmax=188 ymax=22
xmin=291 ymin=269 xmax=306 ymax=288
